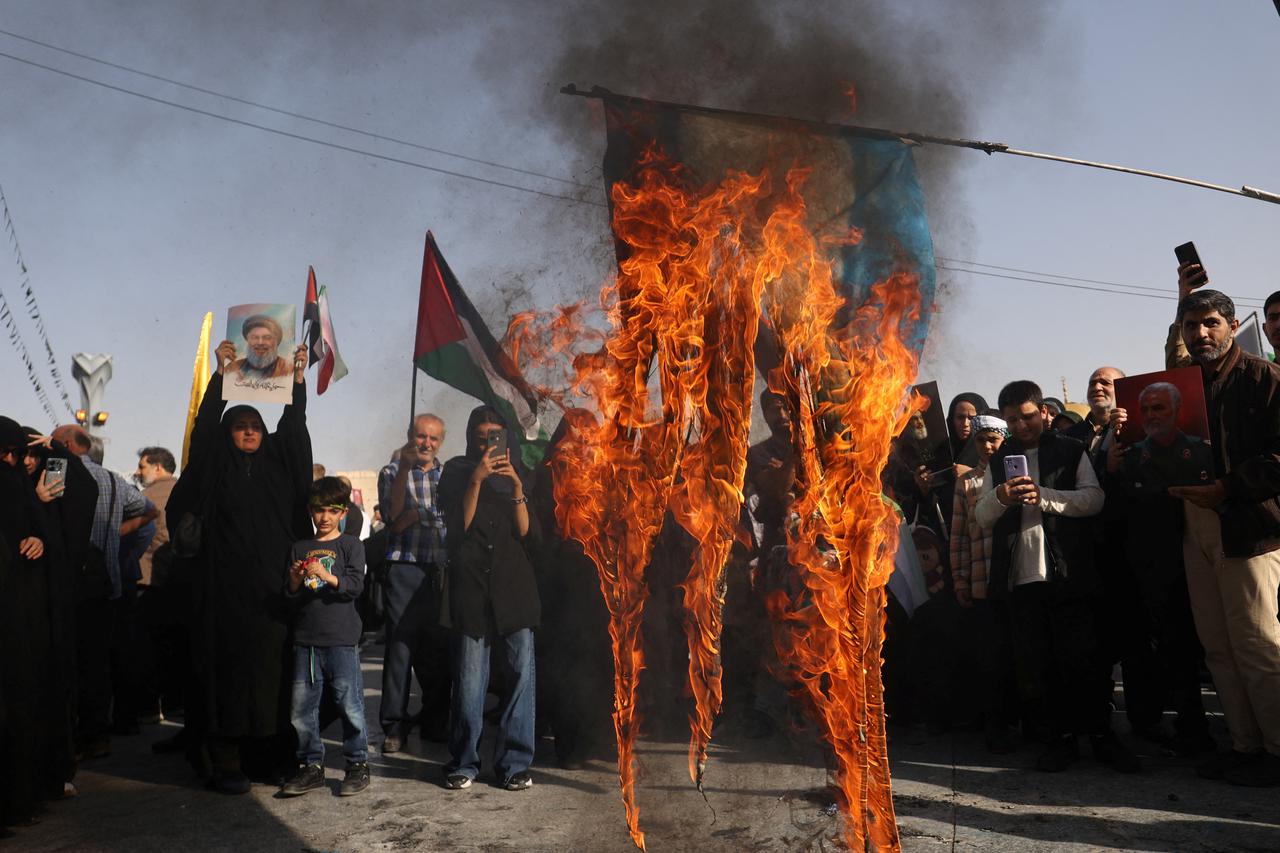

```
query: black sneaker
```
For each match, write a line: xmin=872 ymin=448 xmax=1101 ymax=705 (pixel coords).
xmin=381 ymin=734 xmax=402 ymax=755
xmin=444 ymin=773 xmax=472 ymax=790
xmin=1035 ymin=735 xmax=1078 ymax=772
xmin=1197 ymin=750 xmax=1260 ymax=780
xmin=206 ymin=770 xmax=251 ymax=795
xmin=1166 ymin=731 xmax=1216 ymax=757
xmin=984 ymin=720 xmax=1018 ymax=755
xmin=340 ymin=762 xmax=370 ymax=796
xmin=1223 ymin=752 xmax=1280 ymax=787
xmin=1090 ymin=733 xmax=1141 ymax=773
xmin=502 ymin=771 xmax=533 ymax=791
xmin=280 ymin=764 xmax=325 ymax=797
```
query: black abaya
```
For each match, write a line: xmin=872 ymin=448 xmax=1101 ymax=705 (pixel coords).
xmin=169 ymin=374 xmax=312 ymax=746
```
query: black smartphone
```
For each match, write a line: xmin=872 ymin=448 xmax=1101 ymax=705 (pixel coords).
xmin=1174 ymin=241 xmax=1202 ymax=268
xmin=486 ymin=428 xmax=509 ymax=457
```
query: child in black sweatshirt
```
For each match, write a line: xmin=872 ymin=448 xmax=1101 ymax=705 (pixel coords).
xmin=280 ymin=477 xmax=369 ymax=796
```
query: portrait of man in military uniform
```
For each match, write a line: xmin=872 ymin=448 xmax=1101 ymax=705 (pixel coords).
xmin=1122 ymin=381 xmax=1216 ymax=491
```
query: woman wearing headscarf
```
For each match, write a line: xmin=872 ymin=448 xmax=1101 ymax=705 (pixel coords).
xmin=167 ymin=340 xmax=312 ymax=794
xmin=531 ymin=409 xmax=611 ymax=768
xmin=946 ymin=392 xmax=989 ymax=466
xmin=19 ymin=425 xmax=92 ymax=800
xmin=437 ymin=405 xmax=541 ymax=791
xmin=0 ymin=417 xmax=56 ymax=824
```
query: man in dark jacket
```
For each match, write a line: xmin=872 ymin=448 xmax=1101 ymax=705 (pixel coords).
xmin=1163 ymin=288 xmax=1280 ymax=787
xmin=976 ymin=380 xmax=1138 ymax=774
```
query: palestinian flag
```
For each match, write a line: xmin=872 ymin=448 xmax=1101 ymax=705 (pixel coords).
xmin=414 ymin=231 xmax=543 ymax=465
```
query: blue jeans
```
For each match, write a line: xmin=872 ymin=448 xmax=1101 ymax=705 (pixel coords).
xmin=447 ymin=629 xmax=535 ymax=782
xmin=290 ymin=645 xmax=369 ymax=765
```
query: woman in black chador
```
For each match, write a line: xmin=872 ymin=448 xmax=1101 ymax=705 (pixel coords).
xmin=0 ymin=416 xmax=58 ymax=824
xmin=168 ymin=341 xmax=312 ymax=793
xmin=532 ymin=409 xmax=612 ymax=768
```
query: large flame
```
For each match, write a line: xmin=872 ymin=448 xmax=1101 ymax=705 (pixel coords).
xmin=544 ymin=141 xmax=922 ymax=851
xmin=552 ymin=147 xmax=772 ymax=849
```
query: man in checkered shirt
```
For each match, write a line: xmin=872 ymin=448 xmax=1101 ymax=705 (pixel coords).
xmin=376 ymin=414 xmax=451 ymax=753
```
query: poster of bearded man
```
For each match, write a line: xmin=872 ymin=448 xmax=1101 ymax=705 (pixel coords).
xmin=223 ymin=303 xmax=297 ymax=404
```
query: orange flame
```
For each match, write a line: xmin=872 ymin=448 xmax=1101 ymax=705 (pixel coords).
xmin=763 ymin=268 xmax=922 ymax=852
xmin=544 ymin=139 xmax=921 ymax=851
xmin=552 ymin=146 xmax=773 ymax=849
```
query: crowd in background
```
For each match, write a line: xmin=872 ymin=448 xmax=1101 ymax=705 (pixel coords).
xmin=2 ymin=265 xmax=1279 ymax=831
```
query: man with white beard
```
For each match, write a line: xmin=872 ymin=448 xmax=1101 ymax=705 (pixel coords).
xmin=1064 ymin=366 xmax=1125 ymax=472
xmin=229 ymin=315 xmax=292 ymax=379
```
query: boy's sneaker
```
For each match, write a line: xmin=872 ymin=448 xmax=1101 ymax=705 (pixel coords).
xmin=340 ymin=762 xmax=370 ymax=796
xmin=444 ymin=773 xmax=472 ymax=790
xmin=502 ymin=771 xmax=533 ymax=791
xmin=280 ymin=764 xmax=325 ymax=797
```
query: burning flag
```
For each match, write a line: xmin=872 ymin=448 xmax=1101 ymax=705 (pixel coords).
xmin=303 ymin=266 xmax=349 ymax=394
xmin=554 ymin=88 xmax=936 ymax=851
xmin=414 ymin=231 xmax=544 ymax=466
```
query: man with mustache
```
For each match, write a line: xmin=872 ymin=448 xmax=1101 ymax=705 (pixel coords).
xmin=229 ymin=315 xmax=292 ymax=380
xmin=1157 ymin=288 xmax=1280 ymax=787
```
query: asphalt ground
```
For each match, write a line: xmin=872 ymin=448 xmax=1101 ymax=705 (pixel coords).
xmin=8 ymin=644 xmax=1278 ymax=852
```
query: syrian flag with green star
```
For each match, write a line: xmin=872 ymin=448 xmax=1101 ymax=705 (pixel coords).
xmin=414 ymin=231 xmax=543 ymax=466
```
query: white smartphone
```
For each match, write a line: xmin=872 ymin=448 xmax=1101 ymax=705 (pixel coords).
xmin=44 ymin=457 xmax=67 ymax=493
xmin=1003 ymin=454 xmax=1029 ymax=481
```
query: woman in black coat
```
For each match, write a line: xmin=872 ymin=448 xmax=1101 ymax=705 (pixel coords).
xmin=167 ymin=341 xmax=312 ymax=793
xmin=0 ymin=417 xmax=55 ymax=823
xmin=438 ymin=405 xmax=541 ymax=791
xmin=532 ymin=409 xmax=612 ymax=768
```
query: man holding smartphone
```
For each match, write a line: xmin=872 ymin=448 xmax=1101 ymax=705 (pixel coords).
xmin=975 ymin=381 xmax=1137 ymax=773
xmin=1166 ymin=242 xmax=1280 ymax=366
xmin=1161 ymin=288 xmax=1280 ymax=787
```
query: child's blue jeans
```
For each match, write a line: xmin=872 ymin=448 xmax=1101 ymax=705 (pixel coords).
xmin=290 ymin=645 xmax=368 ymax=765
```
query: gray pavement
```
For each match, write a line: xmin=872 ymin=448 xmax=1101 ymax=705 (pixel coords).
xmin=8 ymin=645 xmax=1278 ymax=852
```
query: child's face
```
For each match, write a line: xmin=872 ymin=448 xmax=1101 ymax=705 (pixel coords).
xmin=976 ymin=431 xmax=1005 ymax=464
xmin=918 ymin=545 xmax=940 ymax=573
xmin=310 ymin=504 xmax=347 ymax=536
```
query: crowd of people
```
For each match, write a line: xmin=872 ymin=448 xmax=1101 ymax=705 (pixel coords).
xmin=866 ymin=271 xmax=1280 ymax=786
xmin=2 ymin=265 xmax=1279 ymax=831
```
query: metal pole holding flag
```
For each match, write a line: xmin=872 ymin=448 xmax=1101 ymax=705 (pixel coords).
xmin=561 ymin=85 xmax=1280 ymax=207
xmin=409 ymin=361 xmax=418 ymax=425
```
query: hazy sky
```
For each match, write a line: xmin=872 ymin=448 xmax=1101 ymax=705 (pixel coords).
xmin=1 ymin=1 xmax=1277 ymax=472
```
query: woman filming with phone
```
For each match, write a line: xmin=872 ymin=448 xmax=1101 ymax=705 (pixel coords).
xmin=437 ymin=405 xmax=541 ymax=793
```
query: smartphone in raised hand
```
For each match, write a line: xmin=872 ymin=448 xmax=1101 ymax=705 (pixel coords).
xmin=1003 ymin=454 xmax=1029 ymax=482
xmin=487 ymin=428 xmax=509 ymax=458
xmin=1175 ymin=241 xmax=1207 ymax=288
xmin=44 ymin=457 xmax=67 ymax=495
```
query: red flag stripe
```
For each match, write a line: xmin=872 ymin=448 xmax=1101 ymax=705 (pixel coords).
xmin=414 ymin=231 xmax=467 ymax=359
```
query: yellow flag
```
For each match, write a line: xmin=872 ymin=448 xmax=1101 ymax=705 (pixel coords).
xmin=180 ymin=312 xmax=213 ymax=470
